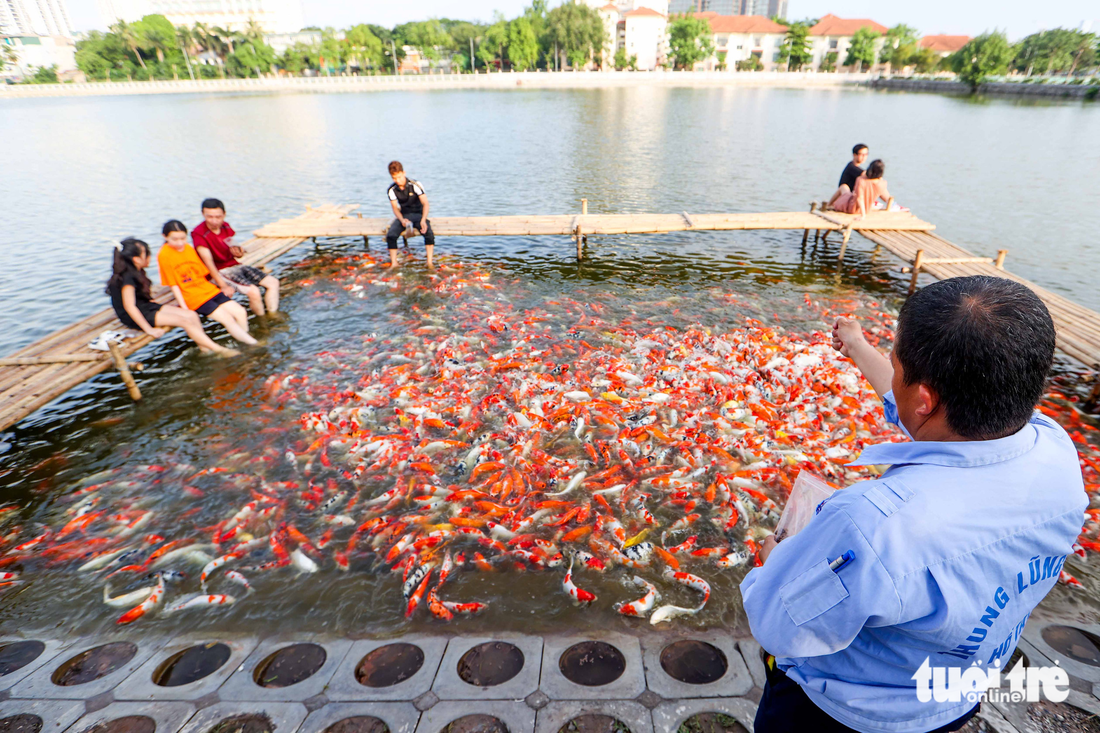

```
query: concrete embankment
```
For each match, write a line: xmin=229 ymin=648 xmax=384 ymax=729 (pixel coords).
xmin=871 ymin=77 xmax=1099 ymax=99
xmin=0 ymin=70 xmax=870 ymax=99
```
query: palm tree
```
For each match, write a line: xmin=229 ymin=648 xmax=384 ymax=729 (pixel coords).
xmin=243 ymin=19 xmax=265 ymax=45
xmin=0 ymin=41 xmax=18 ymax=74
xmin=211 ymin=26 xmax=239 ymax=56
xmin=111 ymin=20 xmax=147 ymax=70
xmin=176 ymin=26 xmax=197 ymax=80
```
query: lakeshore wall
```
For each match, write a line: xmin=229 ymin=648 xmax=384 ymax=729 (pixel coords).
xmin=0 ymin=69 xmax=870 ymax=99
xmin=871 ymin=77 xmax=1099 ymax=99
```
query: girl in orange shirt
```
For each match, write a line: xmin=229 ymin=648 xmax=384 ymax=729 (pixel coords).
xmin=832 ymin=159 xmax=891 ymax=219
xmin=158 ymin=220 xmax=257 ymax=346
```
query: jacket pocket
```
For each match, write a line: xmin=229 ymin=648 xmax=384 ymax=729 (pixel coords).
xmin=780 ymin=558 xmax=850 ymax=626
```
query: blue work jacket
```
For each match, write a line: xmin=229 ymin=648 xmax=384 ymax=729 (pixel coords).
xmin=740 ymin=392 xmax=1087 ymax=732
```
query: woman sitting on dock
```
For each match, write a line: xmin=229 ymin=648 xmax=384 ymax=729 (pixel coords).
xmin=830 ymin=159 xmax=891 ymax=219
xmin=107 ymin=238 xmax=238 ymax=356
xmin=157 ymin=221 xmax=258 ymax=347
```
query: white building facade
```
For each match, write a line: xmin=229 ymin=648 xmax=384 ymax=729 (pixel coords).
xmin=807 ymin=14 xmax=888 ymax=71
xmin=694 ymin=13 xmax=787 ymax=70
xmin=1 ymin=33 xmax=77 ymax=75
xmin=1 ymin=0 xmax=74 ymax=37
xmin=587 ymin=0 xmax=669 ymax=71
xmin=98 ymin=0 xmax=304 ymax=33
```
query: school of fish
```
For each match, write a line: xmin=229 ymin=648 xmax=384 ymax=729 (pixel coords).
xmin=2 ymin=251 xmax=1097 ymax=627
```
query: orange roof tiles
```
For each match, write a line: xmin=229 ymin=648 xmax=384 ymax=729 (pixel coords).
xmin=809 ymin=14 xmax=888 ymax=36
xmin=624 ymin=6 xmax=665 ymax=17
xmin=600 ymin=3 xmax=619 ymax=11
xmin=919 ymin=35 xmax=971 ymax=53
xmin=695 ymin=13 xmax=788 ymax=34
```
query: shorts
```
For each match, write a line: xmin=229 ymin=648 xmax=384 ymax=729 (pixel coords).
xmin=386 ymin=215 xmax=435 ymax=249
xmin=221 ymin=264 xmax=268 ymax=288
xmin=116 ymin=301 xmax=162 ymax=330
xmin=195 ymin=292 xmax=232 ymax=317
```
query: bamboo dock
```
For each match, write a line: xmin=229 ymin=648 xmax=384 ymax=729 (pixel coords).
xmin=1 ymin=202 xmax=1098 ymax=434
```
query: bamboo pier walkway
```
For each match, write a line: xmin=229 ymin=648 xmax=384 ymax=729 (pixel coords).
xmin=1 ymin=202 xmax=1098 ymax=434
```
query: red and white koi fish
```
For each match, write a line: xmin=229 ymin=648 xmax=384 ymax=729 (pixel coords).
xmin=117 ymin=572 xmax=165 ymax=624
xmin=163 ymin=594 xmax=236 ymax=615
xmin=615 ymin=575 xmax=660 ymax=617
xmin=563 ymin=556 xmax=596 ymax=604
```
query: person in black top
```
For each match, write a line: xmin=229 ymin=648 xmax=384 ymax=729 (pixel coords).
xmin=106 ymin=238 xmax=237 ymax=356
xmin=386 ymin=160 xmax=435 ymax=268
xmin=827 ymin=143 xmax=869 ymax=210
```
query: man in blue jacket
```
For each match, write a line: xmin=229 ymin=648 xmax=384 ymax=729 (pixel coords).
xmin=744 ymin=276 xmax=1086 ymax=732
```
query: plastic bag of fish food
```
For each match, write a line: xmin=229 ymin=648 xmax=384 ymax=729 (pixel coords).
xmin=774 ymin=471 xmax=836 ymax=541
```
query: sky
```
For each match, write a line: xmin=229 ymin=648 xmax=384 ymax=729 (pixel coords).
xmin=65 ymin=0 xmax=1098 ymax=41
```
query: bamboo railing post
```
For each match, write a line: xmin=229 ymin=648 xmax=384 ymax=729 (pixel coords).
xmin=908 ymin=249 xmax=925 ymax=295
xmin=575 ymin=225 xmax=583 ymax=260
xmin=995 ymin=250 xmax=1007 ymax=270
xmin=838 ymin=221 xmax=854 ymax=260
xmin=802 ymin=202 xmax=816 ymax=246
xmin=581 ymin=199 xmax=588 ymax=215
xmin=363 ymin=236 xmax=369 ymax=249
xmin=108 ymin=341 xmax=141 ymax=401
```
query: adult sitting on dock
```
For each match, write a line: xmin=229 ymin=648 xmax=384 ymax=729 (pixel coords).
xmin=830 ymin=159 xmax=892 ymax=219
xmin=159 ymin=220 xmax=257 ymax=347
xmin=826 ymin=143 xmax=868 ymax=211
xmin=107 ymin=238 xmax=238 ymax=356
xmin=745 ymin=276 xmax=1086 ymax=733
xmin=192 ymin=198 xmax=281 ymax=317
xmin=386 ymin=161 xmax=434 ymax=269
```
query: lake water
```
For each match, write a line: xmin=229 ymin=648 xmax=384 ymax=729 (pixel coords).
xmin=1 ymin=86 xmax=1099 ymax=637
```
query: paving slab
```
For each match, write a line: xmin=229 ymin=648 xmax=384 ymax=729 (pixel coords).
xmin=0 ymin=638 xmax=70 ymax=692
xmin=0 ymin=698 xmax=85 ymax=733
xmin=300 ymin=703 xmax=420 ymax=733
xmin=651 ymin=698 xmax=757 ymax=733
xmin=9 ymin=637 xmax=167 ymax=700
xmin=116 ymin=636 xmax=260 ymax=701
xmin=327 ymin=637 xmax=446 ymax=703
xmin=534 ymin=700 xmax=653 ymax=733
xmin=432 ymin=635 xmax=542 ymax=702
xmin=1022 ymin=620 xmax=1100 ymax=684
xmin=734 ymin=640 xmax=767 ymax=691
xmin=415 ymin=701 xmax=534 ymax=733
xmin=176 ymin=702 xmax=308 ymax=733
xmin=640 ymin=634 xmax=751 ymax=700
xmin=218 ymin=637 xmax=353 ymax=702
xmin=66 ymin=701 xmax=197 ymax=733
xmin=539 ymin=633 xmax=644 ymax=701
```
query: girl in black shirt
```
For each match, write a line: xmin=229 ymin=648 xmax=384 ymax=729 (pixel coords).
xmin=107 ymin=238 xmax=238 ymax=356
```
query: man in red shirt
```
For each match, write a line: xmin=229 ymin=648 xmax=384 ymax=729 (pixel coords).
xmin=192 ymin=198 xmax=280 ymax=317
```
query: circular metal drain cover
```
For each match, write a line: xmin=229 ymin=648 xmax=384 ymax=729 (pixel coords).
xmin=253 ymin=643 xmax=327 ymax=688
xmin=660 ymin=640 xmax=728 ymax=685
xmin=457 ymin=642 xmax=524 ymax=687
xmin=1041 ymin=625 xmax=1100 ymax=667
xmin=52 ymin=642 xmax=138 ymax=686
xmin=207 ymin=715 xmax=274 ymax=733
xmin=323 ymin=718 xmax=389 ymax=733
xmin=440 ymin=716 xmax=509 ymax=733
xmin=356 ymin=643 xmax=424 ymax=688
xmin=0 ymin=715 xmax=44 ymax=733
xmin=82 ymin=717 xmax=156 ymax=733
xmin=555 ymin=715 xmax=631 ymax=733
xmin=558 ymin=641 xmax=625 ymax=686
xmin=154 ymin=643 xmax=232 ymax=687
xmin=676 ymin=714 xmax=748 ymax=733
xmin=0 ymin=641 xmax=46 ymax=677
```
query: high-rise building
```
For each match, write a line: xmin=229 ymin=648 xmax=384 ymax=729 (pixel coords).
xmin=1 ymin=0 xmax=74 ymax=37
xmin=98 ymin=0 xmax=304 ymax=33
xmin=668 ymin=0 xmax=739 ymax=13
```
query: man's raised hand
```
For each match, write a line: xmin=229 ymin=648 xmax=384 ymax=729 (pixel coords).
xmin=833 ymin=316 xmax=865 ymax=358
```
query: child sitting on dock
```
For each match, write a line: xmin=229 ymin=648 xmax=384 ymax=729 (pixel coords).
xmin=386 ymin=161 xmax=435 ymax=269
xmin=158 ymin=221 xmax=257 ymax=347
xmin=830 ymin=159 xmax=891 ymax=219
xmin=192 ymin=198 xmax=281 ymax=317
xmin=106 ymin=238 xmax=239 ymax=356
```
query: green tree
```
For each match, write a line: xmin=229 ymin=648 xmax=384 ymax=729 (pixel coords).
xmin=951 ymin=31 xmax=1014 ymax=91
xmin=29 ymin=64 xmax=59 ymax=83
xmin=75 ymin=45 xmax=112 ymax=79
xmin=478 ymin=17 xmax=509 ymax=68
xmin=882 ymin=24 xmax=919 ymax=70
xmin=737 ymin=56 xmax=763 ymax=71
xmin=844 ymin=26 xmax=881 ymax=70
xmin=910 ymin=46 xmax=940 ymax=74
xmin=227 ymin=40 xmax=275 ymax=77
xmin=508 ymin=17 xmax=539 ymax=70
xmin=1014 ymin=29 xmax=1096 ymax=76
xmin=134 ymin=14 xmax=177 ymax=63
xmin=667 ymin=14 xmax=714 ymax=70
xmin=0 ymin=41 xmax=17 ymax=74
xmin=778 ymin=21 xmax=812 ymax=70
xmin=396 ymin=19 xmax=452 ymax=67
xmin=344 ymin=24 xmax=384 ymax=71
xmin=819 ymin=50 xmax=837 ymax=72
xmin=545 ymin=2 xmax=605 ymax=69
xmin=614 ymin=46 xmax=628 ymax=70
xmin=111 ymin=20 xmax=148 ymax=70
xmin=318 ymin=30 xmax=344 ymax=73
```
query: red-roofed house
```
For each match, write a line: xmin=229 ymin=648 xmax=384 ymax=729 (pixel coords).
xmin=808 ymin=14 xmax=889 ymax=71
xmin=693 ymin=13 xmax=788 ymax=70
xmin=919 ymin=35 xmax=970 ymax=57
xmin=584 ymin=0 xmax=670 ymax=70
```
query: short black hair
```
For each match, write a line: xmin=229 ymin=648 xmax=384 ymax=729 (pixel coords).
xmin=894 ymin=276 xmax=1055 ymax=440
xmin=201 ymin=198 xmax=225 ymax=212
xmin=853 ymin=144 xmax=868 ymax=154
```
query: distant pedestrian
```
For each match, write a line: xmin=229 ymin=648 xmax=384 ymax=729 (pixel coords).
xmin=386 ymin=161 xmax=434 ymax=268
xmin=192 ymin=198 xmax=281 ymax=317
xmin=106 ymin=238 xmax=238 ymax=356
xmin=158 ymin=220 xmax=257 ymax=346
xmin=832 ymin=159 xmax=892 ymax=218
xmin=827 ymin=143 xmax=868 ymax=210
